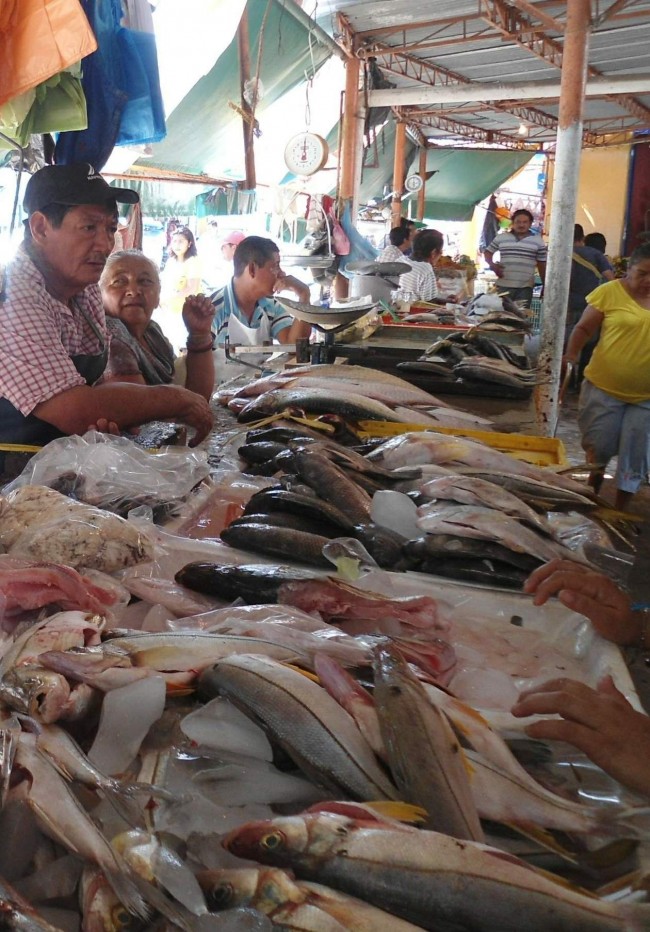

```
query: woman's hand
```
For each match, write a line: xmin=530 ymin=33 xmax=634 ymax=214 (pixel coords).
xmin=182 ymin=294 xmax=215 ymax=339
xmin=512 ymin=676 xmax=650 ymax=797
xmin=523 ymin=559 xmax=639 ymax=645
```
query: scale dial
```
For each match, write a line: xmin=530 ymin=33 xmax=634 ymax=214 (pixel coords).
xmin=284 ymin=132 xmax=329 ymax=176
xmin=404 ymin=174 xmax=424 ymax=193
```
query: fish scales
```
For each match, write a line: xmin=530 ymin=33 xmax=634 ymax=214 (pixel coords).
xmin=237 ymin=387 xmax=418 ymax=424
xmin=200 ymin=655 xmax=398 ymax=801
xmin=292 ymin=450 xmax=372 ymax=524
xmin=220 ymin=523 xmax=332 ymax=567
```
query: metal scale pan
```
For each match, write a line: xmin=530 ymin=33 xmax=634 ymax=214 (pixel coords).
xmin=274 ymin=295 xmax=378 ymax=363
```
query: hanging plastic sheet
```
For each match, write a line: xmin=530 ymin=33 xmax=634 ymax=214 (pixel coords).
xmin=55 ymin=0 xmax=166 ymax=169
xmin=338 ymin=202 xmax=378 ymax=278
xmin=0 ymin=64 xmax=87 ymax=149
xmin=0 ymin=0 xmax=97 ymax=109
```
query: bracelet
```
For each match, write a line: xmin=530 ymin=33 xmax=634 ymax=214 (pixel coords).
xmin=186 ymin=333 xmax=216 ymax=352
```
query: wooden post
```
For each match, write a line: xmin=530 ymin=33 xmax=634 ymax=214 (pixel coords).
xmin=417 ymin=146 xmax=427 ymax=221
xmin=237 ymin=5 xmax=256 ymax=190
xmin=535 ymin=0 xmax=591 ymax=435
xmin=339 ymin=56 xmax=360 ymax=202
xmin=391 ymin=121 xmax=406 ymax=227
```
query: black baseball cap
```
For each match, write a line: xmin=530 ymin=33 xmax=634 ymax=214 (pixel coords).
xmin=23 ymin=163 xmax=139 ymax=214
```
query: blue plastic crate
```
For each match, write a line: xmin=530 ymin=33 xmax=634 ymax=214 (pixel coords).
xmin=530 ymin=297 xmax=543 ymax=332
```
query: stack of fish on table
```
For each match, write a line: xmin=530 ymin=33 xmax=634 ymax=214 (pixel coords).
xmin=216 ymin=363 xmax=496 ymax=431
xmin=0 ymin=433 xmax=648 ymax=930
xmin=397 ymin=294 xmax=536 ymax=395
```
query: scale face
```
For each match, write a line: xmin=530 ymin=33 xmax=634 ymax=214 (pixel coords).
xmin=284 ymin=132 xmax=329 ymax=176
xmin=404 ymin=174 xmax=423 ymax=193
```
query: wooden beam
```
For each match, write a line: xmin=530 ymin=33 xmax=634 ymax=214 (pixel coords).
xmin=339 ymin=56 xmax=361 ymax=201
xmin=237 ymin=5 xmax=256 ymax=189
xmin=391 ymin=121 xmax=407 ymax=227
xmin=417 ymin=146 xmax=427 ymax=221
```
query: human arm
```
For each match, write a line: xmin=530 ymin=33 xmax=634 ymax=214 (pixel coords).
xmin=274 ymin=273 xmax=310 ymax=304
xmin=182 ymin=294 xmax=215 ymax=401
xmin=536 ymin=259 xmax=546 ymax=288
xmin=33 ymin=382 xmax=213 ymax=448
xmin=483 ymin=247 xmax=504 ymax=278
xmin=523 ymin=558 xmax=642 ymax=646
xmin=563 ymin=304 xmax=604 ymax=366
xmin=511 ymin=676 xmax=650 ymax=797
xmin=279 ymin=317 xmax=311 ymax=344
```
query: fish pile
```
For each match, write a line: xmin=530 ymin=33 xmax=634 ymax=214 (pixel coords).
xmin=398 ymin=330 xmax=536 ymax=395
xmin=217 ymin=363 xmax=494 ymax=431
xmin=0 ymin=597 xmax=647 ymax=931
xmin=463 ymin=292 xmax=533 ymax=331
xmin=208 ymin=424 xmax=599 ymax=589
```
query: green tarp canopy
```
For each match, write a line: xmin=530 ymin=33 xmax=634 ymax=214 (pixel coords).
xmin=141 ymin=0 xmax=331 ymax=179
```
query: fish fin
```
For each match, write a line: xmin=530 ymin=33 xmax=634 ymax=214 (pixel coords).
xmin=364 ymin=800 xmax=428 ymax=824
xmin=500 ymin=822 xmax=580 ymax=865
xmin=128 ymin=872 xmax=196 ymax=932
xmin=105 ymin=869 xmax=152 ymax=921
xmin=281 ymin=663 xmax=320 ymax=683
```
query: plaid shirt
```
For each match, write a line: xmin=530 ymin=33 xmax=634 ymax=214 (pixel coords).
xmin=0 ymin=244 xmax=108 ymax=415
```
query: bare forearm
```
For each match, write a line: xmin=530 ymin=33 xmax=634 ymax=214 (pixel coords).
xmin=281 ymin=319 xmax=312 ymax=344
xmin=184 ymin=350 xmax=215 ymax=400
xmin=565 ymin=321 xmax=594 ymax=361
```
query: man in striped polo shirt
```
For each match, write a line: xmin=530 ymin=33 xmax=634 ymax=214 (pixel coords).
xmin=484 ymin=208 xmax=546 ymax=307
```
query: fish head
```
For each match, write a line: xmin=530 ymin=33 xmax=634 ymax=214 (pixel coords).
xmin=197 ymin=867 xmax=302 ymax=913
xmin=223 ymin=813 xmax=351 ymax=868
xmin=80 ymin=866 xmax=144 ymax=932
xmin=0 ymin=665 xmax=71 ymax=723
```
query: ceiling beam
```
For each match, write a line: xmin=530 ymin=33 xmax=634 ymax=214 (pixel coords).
xmin=479 ymin=0 xmax=650 ymax=123
xmin=510 ymin=0 xmax=565 ymax=32
xmin=400 ymin=110 xmax=540 ymax=149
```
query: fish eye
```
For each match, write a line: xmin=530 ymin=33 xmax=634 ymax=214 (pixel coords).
xmin=111 ymin=905 xmax=136 ymax=929
xmin=261 ymin=831 xmax=284 ymax=851
xmin=207 ymin=882 xmax=235 ymax=909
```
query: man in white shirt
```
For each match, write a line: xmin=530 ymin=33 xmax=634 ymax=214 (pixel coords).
xmin=484 ymin=209 xmax=546 ymax=307
xmin=379 ymin=225 xmax=412 ymax=263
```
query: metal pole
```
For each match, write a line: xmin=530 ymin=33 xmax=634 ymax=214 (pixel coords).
xmin=534 ymin=0 xmax=591 ymax=435
xmin=417 ymin=146 xmax=427 ymax=221
xmin=276 ymin=0 xmax=347 ymax=61
xmin=237 ymin=6 xmax=256 ymax=190
xmin=391 ymin=121 xmax=406 ymax=227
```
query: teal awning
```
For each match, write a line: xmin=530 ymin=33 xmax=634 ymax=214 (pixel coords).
xmin=142 ymin=0 xmax=331 ymax=179
xmin=356 ymin=120 xmax=535 ymax=222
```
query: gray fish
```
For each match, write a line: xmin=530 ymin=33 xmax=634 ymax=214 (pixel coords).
xmin=292 ymin=449 xmax=372 ymax=524
xmin=200 ymin=654 xmax=398 ymax=801
xmin=221 ymin=522 xmax=332 ymax=567
xmin=175 ymin=561 xmax=309 ymax=603
xmin=243 ymin=488 xmax=356 ymax=531
xmin=455 ymin=468 xmax=597 ymax=510
xmin=0 ymin=873 xmax=64 ymax=931
xmin=403 ymin=534 xmax=541 ymax=571
xmin=236 ymin=387 xmax=436 ymax=424
xmin=374 ymin=643 xmax=484 ymax=841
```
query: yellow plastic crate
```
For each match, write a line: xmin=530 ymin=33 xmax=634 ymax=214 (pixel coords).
xmin=355 ymin=421 xmax=568 ymax=467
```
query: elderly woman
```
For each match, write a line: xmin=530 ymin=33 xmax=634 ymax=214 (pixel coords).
xmin=564 ymin=241 xmax=650 ymax=510
xmin=99 ymin=250 xmax=214 ymax=401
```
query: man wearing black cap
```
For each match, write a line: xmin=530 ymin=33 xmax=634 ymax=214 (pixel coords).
xmin=0 ymin=163 xmax=213 ymax=447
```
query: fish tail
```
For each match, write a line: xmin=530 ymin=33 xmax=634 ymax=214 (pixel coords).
xmin=104 ymin=781 xmax=176 ymax=826
xmin=105 ymin=869 xmax=151 ymax=921
xmin=129 ymin=873 xmax=196 ymax=932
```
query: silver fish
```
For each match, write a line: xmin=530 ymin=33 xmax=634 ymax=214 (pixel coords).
xmin=200 ymin=654 xmax=398 ymax=801
xmin=223 ymin=811 xmax=650 ymax=931
xmin=373 ymin=643 xmax=484 ymax=841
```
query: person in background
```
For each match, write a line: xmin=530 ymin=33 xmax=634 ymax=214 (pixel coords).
xmin=100 ymin=250 xmax=214 ymax=400
xmin=211 ymin=235 xmax=311 ymax=383
xmin=577 ymin=233 xmax=615 ymax=385
xmin=0 ymin=164 xmax=212 ymax=448
xmin=156 ymin=226 xmax=203 ymax=353
xmin=220 ymin=230 xmax=247 ymax=268
xmin=397 ymin=228 xmax=444 ymax=302
xmin=379 ymin=226 xmax=412 ymax=263
xmin=564 ymin=242 xmax=650 ymax=510
xmin=511 ymin=559 xmax=650 ymax=797
xmin=483 ymin=208 xmax=547 ymax=307
xmin=568 ymin=224 xmax=615 ymax=335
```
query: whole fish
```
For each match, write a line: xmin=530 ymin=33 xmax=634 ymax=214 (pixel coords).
xmin=0 ymin=665 xmax=96 ymax=723
xmin=236 ymin=387 xmax=439 ymax=425
xmin=228 ymin=512 xmax=344 ymax=539
xmin=174 ymin=562 xmax=310 ymax=604
xmin=79 ymin=866 xmax=144 ymax=932
xmin=199 ymin=654 xmax=398 ymax=801
xmin=223 ymin=811 xmax=650 ymax=931
xmin=420 ymin=475 xmax=551 ymax=535
xmin=373 ymin=643 xmax=484 ymax=841
xmin=243 ymin=488 xmax=356 ymax=531
xmin=403 ymin=534 xmax=541 ymax=572
xmin=197 ymin=866 xmax=423 ymax=930
xmin=220 ymin=522 xmax=332 ymax=567
xmin=456 ymin=468 xmax=597 ymax=510
xmin=291 ymin=450 xmax=372 ymax=525
xmin=0 ymin=873 xmax=64 ymax=931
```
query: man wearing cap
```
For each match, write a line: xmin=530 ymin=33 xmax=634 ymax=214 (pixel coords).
xmin=0 ymin=163 xmax=213 ymax=447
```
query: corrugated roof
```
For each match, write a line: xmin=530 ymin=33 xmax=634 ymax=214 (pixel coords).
xmin=316 ymin=0 xmax=650 ymax=148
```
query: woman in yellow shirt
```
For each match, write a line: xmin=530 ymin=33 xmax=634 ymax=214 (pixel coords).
xmin=155 ymin=226 xmax=203 ymax=353
xmin=564 ymin=242 xmax=650 ymax=510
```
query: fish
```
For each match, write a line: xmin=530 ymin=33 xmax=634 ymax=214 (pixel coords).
xmin=415 ymin=556 xmax=530 ymax=588
xmin=403 ymin=533 xmax=542 ymax=572
xmin=243 ymin=488 xmax=357 ymax=531
xmin=277 ymin=577 xmax=449 ymax=632
xmin=291 ymin=450 xmax=372 ymax=524
xmin=196 ymin=866 xmax=423 ymax=930
xmin=419 ymin=475 xmax=552 ymax=534
xmin=236 ymin=387 xmax=441 ymax=425
xmin=416 ymin=502 xmax=589 ymax=565
xmin=103 ymin=631 xmax=304 ymax=673
xmin=0 ymin=665 xmax=97 ymax=724
xmin=14 ymin=735 xmax=150 ymax=920
xmin=199 ymin=654 xmax=398 ymax=801
xmin=220 ymin=522 xmax=333 ymax=567
xmin=373 ymin=643 xmax=484 ymax=841
xmin=455 ymin=468 xmax=598 ymax=510
xmin=174 ymin=561 xmax=311 ymax=604
xmin=222 ymin=810 xmax=650 ymax=931
xmin=0 ymin=872 xmax=65 ymax=931
xmin=237 ymin=441 xmax=288 ymax=465
xmin=79 ymin=867 xmax=144 ymax=932
xmin=227 ymin=512 xmax=345 ymax=539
